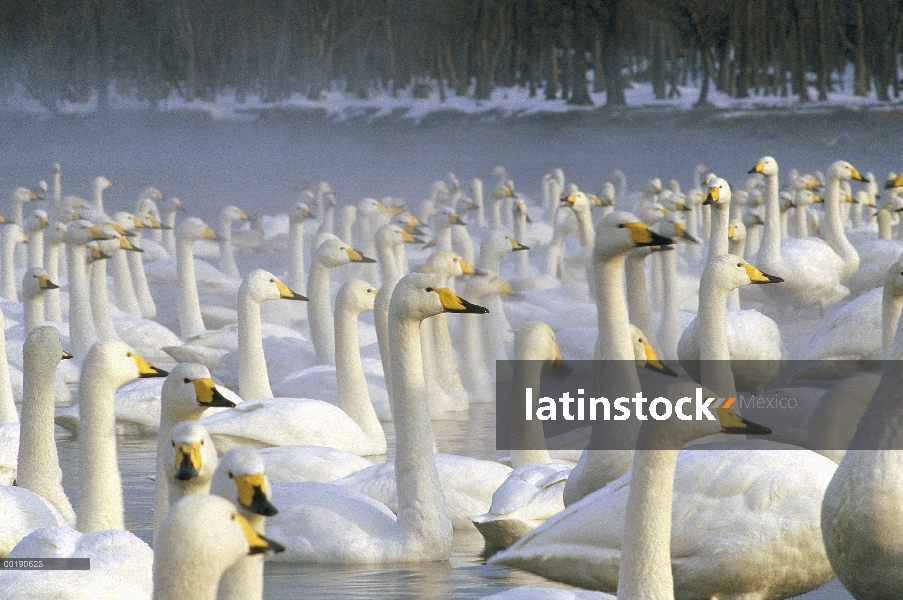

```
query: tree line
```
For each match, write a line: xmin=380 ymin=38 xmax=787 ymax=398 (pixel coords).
xmin=0 ymin=0 xmax=901 ymax=111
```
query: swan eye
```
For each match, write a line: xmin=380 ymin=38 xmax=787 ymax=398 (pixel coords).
xmin=228 ymin=471 xmax=234 ymax=479
xmin=426 ymin=287 xmax=434 ymax=292
xmin=171 ymin=441 xmax=175 ymax=447
xmin=737 ymin=262 xmax=743 ymax=267
xmin=270 ymin=279 xmax=275 ymax=283
xmin=183 ymin=378 xmax=190 ymax=384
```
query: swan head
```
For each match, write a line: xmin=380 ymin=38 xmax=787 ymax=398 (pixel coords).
xmin=81 ymin=341 xmax=168 ymax=391
xmin=390 ymin=272 xmax=488 ymax=323
xmin=560 ymin=191 xmax=593 ymax=216
xmin=45 ymin=221 xmax=67 ymax=245
xmin=662 ymin=212 xmax=700 ymax=244
xmin=24 ymin=209 xmax=49 ymax=233
xmin=24 ymin=325 xmax=65 ymax=368
xmin=139 ymin=187 xmax=164 ymax=203
xmin=93 ymin=176 xmax=113 ymax=192
xmin=170 ymin=421 xmax=217 ymax=484
xmin=291 ymin=201 xmax=314 ymax=222
xmin=240 ymin=269 xmax=308 ymax=303
xmin=377 ymin=223 xmax=423 ymax=248
xmin=630 ymin=325 xmax=677 ymax=377
xmin=727 ymin=219 xmax=747 ymax=243
xmin=637 ymin=382 xmax=771 ymax=449
xmin=162 ymin=363 xmax=235 ymax=420
xmin=23 ymin=267 xmax=58 ymax=298
xmin=113 ymin=211 xmax=146 ymax=234
xmin=490 ymin=182 xmax=515 ymax=201
xmin=597 ymin=182 xmax=616 ymax=205
xmin=221 ymin=206 xmax=248 ymax=223
xmin=638 ymin=202 xmax=668 ymax=225
xmin=595 ymin=211 xmax=673 ymax=259
xmin=212 ymin=448 xmax=278 ymax=517
xmin=177 ymin=217 xmax=217 ymax=242
xmin=515 ymin=322 xmax=560 ymax=362
xmin=315 ymin=237 xmax=375 ymax=268
xmin=336 ymin=279 xmax=377 ymax=315
xmin=164 ymin=197 xmax=184 ymax=214
xmin=419 ymin=250 xmax=476 ymax=280
xmin=828 ymin=160 xmax=869 ymax=183
xmin=703 ymin=178 xmax=732 ymax=208
xmin=154 ymin=494 xmax=284 ymax=591
xmin=749 ymin=156 xmax=778 ymax=177
xmin=13 ymin=186 xmax=38 ymax=205
xmin=481 ymin=231 xmax=529 ymax=263
xmin=3 ymin=223 xmax=27 ymax=246
xmin=462 ymin=273 xmax=513 ymax=300
xmin=702 ymin=254 xmax=784 ymax=293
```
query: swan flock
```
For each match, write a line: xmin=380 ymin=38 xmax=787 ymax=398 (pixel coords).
xmin=0 ymin=158 xmax=900 ymax=599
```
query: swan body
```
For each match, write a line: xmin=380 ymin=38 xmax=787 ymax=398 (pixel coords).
xmin=0 ymin=327 xmax=73 ymax=557
xmin=1 ymin=526 xmax=154 ymax=599
xmin=749 ymin=157 xmax=865 ymax=309
xmin=492 ymin=440 xmax=835 ymax=599
xmin=264 ymin=273 xmax=488 ymax=563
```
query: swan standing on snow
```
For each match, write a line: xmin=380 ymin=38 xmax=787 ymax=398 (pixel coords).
xmin=265 ymin=273 xmax=489 ymax=562
xmin=153 ymin=494 xmax=283 ymax=600
xmin=307 ymin=237 xmax=375 ymax=365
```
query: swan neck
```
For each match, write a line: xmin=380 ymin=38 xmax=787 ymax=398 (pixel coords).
xmin=707 ymin=203 xmax=730 ymax=260
xmin=625 ymin=251 xmax=654 ymax=339
xmin=596 ymin=254 xmax=633 ymax=360
xmin=18 ymin=342 xmax=74 ymax=522
xmin=76 ymin=361 xmax=125 ymax=532
xmin=617 ymin=448 xmax=678 ymax=600
xmin=177 ymin=236 xmax=205 ymax=339
xmin=762 ymin=172 xmax=782 ymax=262
xmin=308 ymin=263 xmax=335 ymax=364
xmin=67 ymin=244 xmax=96 ymax=357
xmin=287 ymin=221 xmax=306 ymax=291
xmin=90 ymin=259 xmax=118 ymax=341
xmin=389 ymin=313 xmax=452 ymax=547
xmin=335 ymin=305 xmax=384 ymax=448
xmin=238 ymin=292 xmax=273 ymax=399
xmin=883 ymin=285 xmax=903 ymax=357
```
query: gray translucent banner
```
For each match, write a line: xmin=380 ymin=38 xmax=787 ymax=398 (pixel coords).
xmin=0 ymin=558 xmax=90 ymax=570
xmin=495 ymin=359 xmax=891 ymax=451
